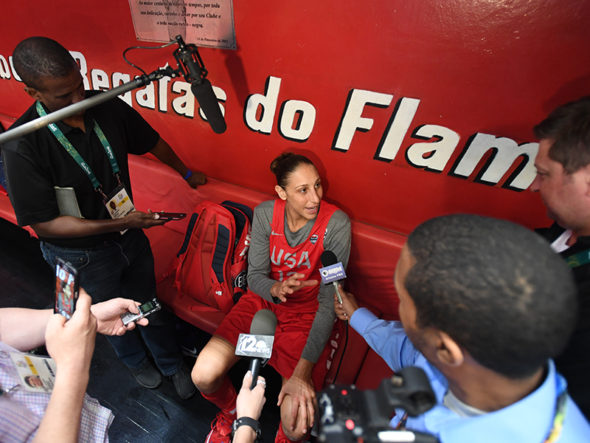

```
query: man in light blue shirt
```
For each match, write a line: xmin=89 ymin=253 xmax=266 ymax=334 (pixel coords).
xmin=335 ymin=214 xmax=590 ymax=442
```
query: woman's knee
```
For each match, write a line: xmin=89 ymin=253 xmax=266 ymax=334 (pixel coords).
xmin=280 ymin=420 xmax=308 ymax=442
xmin=279 ymin=397 xmax=312 ymax=441
xmin=191 ymin=337 xmax=236 ymax=392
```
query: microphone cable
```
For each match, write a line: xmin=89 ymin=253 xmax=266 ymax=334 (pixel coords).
xmin=330 ymin=316 xmax=349 ymax=383
xmin=122 ymin=40 xmax=178 ymax=76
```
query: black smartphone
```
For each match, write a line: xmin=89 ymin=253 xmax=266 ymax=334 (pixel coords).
xmin=120 ymin=298 xmax=162 ymax=326
xmin=54 ymin=258 xmax=80 ymax=320
xmin=156 ymin=211 xmax=186 ymax=221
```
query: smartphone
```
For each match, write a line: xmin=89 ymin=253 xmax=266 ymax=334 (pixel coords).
xmin=156 ymin=211 xmax=186 ymax=221
xmin=120 ymin=298 xmax=162 ymax=326
xmin=54 ymin=258 xmax=80 ymax=320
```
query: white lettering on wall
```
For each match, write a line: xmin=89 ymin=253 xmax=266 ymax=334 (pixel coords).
xmin=278 ymin=100 xmax=316 ymax=142
xmin=406 ymin=124 xmax=461 ymax=172
xmin=451 ymin=133 xmax=538 ymax=190
xmin=70 ymin=51 xmax=90 ymax=90
xmin=158 ymin=76 xmax=171 ymax=112
xmin=244 ymin=76 xmax=281 ymax=134
xmin=0 ymin=55 xmax=11 ymax=80
xmin=91 ymin=69 xmax=110 ymax=90
xmin=375 ymin=97 xmax=420 ymax=161
xmin=171 ymin=80 xmax=193 ymax=117
xmin=8 ymin=56 xmax=20 ymax=81
xmin=113 ymin=72 xmax=132 ymax=106
xmin=136 ymin=82 xmax=156 ymax=109
xmin=0 ymin=51 xmax=539 ymax=192
xmin=332 ymin=89 xmax=393 ymax=152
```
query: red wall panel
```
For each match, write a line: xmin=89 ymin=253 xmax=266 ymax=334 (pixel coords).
xmin=0 ymin=0 xmax=588 ymax=235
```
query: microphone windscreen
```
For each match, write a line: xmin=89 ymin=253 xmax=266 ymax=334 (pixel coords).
xmin=249 ymin=309 xmax=277 ymax=336
xmin=191 ymin=79 xmax=227 ymax=134
xmin=321 ymin=250 xmax=338 ymax=267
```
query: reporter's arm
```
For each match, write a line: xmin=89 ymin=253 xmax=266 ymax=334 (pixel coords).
xmin=149 ymin=137 xmax=206 ymax=187
xmin=91 ymin=297 xmax=149 ymax=335
xmin=235 ymin=371 xmax=266 ymax=443
xmin=34 ymin=291 xmax=97 ymax=443
xmin=31 ymin=211 xmax=165 ymax=238
xmin=0 ymin=308 xmax=52 ymax=351
xmin=34 ymin=363 xmax=89 ymax=443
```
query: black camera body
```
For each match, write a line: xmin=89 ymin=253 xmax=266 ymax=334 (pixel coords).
xmin=318 ymin=367 xmax=438 ymax=443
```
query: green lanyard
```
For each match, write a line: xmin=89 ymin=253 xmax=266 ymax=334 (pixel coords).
xmin=36 ymin=101 xmax=120 ymax=199
xmin=565 ymin=249 xmax=590 ymax=268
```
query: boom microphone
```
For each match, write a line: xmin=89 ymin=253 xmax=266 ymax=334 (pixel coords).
xmin=174 ymin=35 xmax=227 ymax=134
xmin=320 ymin=250 xmax=346 ymax=305
xmin=190 ymin=79 xmax=226 ymax=134
xmin=235 ymin=309 xmax=277 ymax=389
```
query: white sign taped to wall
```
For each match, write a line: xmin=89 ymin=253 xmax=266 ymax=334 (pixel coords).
xmin=128 ymin=0 xmax=236 ymax=49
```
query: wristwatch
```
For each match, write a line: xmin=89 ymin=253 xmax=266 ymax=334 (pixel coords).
xmin=232 ymin=416 xmax=262 ymax=441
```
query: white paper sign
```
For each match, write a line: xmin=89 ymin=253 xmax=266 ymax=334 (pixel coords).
xmin=128 ymin=0 xmax=236 ymax=49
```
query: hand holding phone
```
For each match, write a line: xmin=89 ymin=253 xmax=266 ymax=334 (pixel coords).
xmin=120 ymin=298 xmax=162 ymax=326
xmin=154 ymin=211 xmax=186 ymax=221
xmin=54 ymin=258 xmax=80 ymax=320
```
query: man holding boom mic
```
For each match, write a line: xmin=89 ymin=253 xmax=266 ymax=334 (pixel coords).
xmin=192 ymin=152 xmax=351 ymax=443
xmin=2 ymin=36 xmax=206 ymax=399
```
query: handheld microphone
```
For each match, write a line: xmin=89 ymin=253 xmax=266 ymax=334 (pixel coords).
xmin=320 ymin=250 xmax=347 ymax=305
xmin=174 ymin=35 xmax=227 ymax=134
xmin=235 ymin=309 xmax=277 ymax=389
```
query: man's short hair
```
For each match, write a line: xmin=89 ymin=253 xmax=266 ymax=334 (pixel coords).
xmin=405 ymin=214 xmax=577 ymax=379
xmin=534 ymin=96 xmax=590 ymax=174
xmin=12 ymin=36 xmax=77 ymax=90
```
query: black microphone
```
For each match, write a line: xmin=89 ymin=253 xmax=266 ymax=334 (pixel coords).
xmin=320 ymin=250 xmax=346 ymax=305
xmin=235 ymin=309 xmax=278 ymax=389
xmin=190 ymin=79 xmax=227 ymax=134
xmin=174 ymin=36 xmax=227 ymax=134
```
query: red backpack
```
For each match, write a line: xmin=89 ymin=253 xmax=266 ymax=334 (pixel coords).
xmin=172 ymin=200 xmax=252 ymax=313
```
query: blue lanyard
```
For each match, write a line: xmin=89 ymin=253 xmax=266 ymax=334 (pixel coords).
xmin=36 ymin=101 xmax=120 ymax=198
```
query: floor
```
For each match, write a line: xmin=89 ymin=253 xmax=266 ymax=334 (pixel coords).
xmin=0 ymin=217 xmax=282 ymax=442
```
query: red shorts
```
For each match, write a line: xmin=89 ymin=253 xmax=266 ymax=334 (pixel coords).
xmin=215 ymin=291 xmax=341 ymax=390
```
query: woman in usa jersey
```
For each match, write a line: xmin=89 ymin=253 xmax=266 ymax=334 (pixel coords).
xmin=192 ymin=152 xmax=351 ymax=443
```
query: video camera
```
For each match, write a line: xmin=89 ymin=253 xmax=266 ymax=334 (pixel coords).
xmin=318 ymin=366 xmax=439 ymax=443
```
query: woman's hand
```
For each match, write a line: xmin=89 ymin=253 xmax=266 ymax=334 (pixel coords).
xmin=237 ymin=371 xmax=267 ymax=421
xmin=270 ymin=273 xmax=318 ymax=303
xmin=277 ymin=360 xmax=316 ymax=433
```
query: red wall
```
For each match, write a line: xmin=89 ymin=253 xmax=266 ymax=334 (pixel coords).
xmin=1 ymin=0 xmax=589 ymax=235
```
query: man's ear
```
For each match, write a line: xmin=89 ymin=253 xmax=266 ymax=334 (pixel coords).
xmin=275 ymin=185 xmax=287 ymax=200
xmin=583 ymin=165 xmax=590 ymax=197
xmin=435 ymin=331 xmax=464 ymax=367
xmin=24 ymin=86 xmax=40 ymax=100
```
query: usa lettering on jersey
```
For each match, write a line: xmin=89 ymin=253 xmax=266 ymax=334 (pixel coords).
xmin=271 ymin=246 xmax=312 ymax=281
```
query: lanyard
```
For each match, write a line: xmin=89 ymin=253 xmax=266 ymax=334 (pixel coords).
xmin=395 ymin=388 xmax=567 ymax=441
xmin=544 ymin=388 xmax=567 ymax=443
xmin=36 ymin=101 xmax=121 ymax=199
xmin=565 ymin=249 xmax=590 ymax=268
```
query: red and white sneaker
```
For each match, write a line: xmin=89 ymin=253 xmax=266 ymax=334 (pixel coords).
xmin=205 ymin=410 xmax=236 ymax=443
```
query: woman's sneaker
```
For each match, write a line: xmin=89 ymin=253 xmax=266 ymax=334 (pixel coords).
xmin=205 ymin=409 xmax=236 ymax=443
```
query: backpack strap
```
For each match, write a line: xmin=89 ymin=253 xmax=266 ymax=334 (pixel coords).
xmin=177 ymin=211 xmax=200 ymax=257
